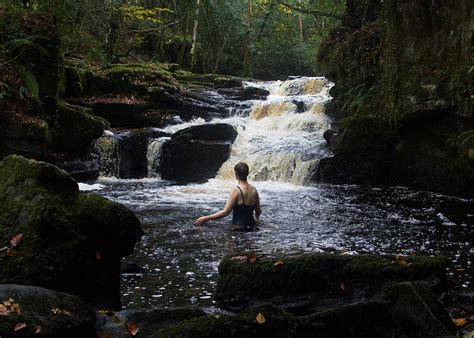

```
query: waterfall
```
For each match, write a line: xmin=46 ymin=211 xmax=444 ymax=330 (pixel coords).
xmin=147 ymin=138 xmax=167 ymax=178
xmin=217 ymin=77 xmax=333 ymax=184
xmin=94 ymin=135 xmax=120 ymax=177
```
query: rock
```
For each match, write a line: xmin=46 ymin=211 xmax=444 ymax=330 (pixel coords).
xmin=94 ymin=129 xmax=169 ymax=178
xmin=0 ymin=109 xmax=51 ymax=160
xmin=152 ymin=304 xmax=297 ymax=338
xmin=121 ymin=261 xmax=145 ymax=274
xmin=172 ymin=123 xmax=238 ymax=143
xmin=214 ymin=253 xmax=449 ymax=311
xmin=160 ymin=124 xmax=237 ymax=183
xmin=383 ymin=282 xmax=455 ymax=336
xmin=0 ymin=284 xmax=96 ymax=338
xmin=96 ymin=307 xmax=206 ymax=338
xmin=51 ymin=101 xmax=109 ymax=156
xmin=0 ymin=155 xmax=143 ymax=309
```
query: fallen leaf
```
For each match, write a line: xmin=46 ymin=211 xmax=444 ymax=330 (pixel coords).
xmin=127 ymin=322 xmax=139 ymax=336
xmin=0 ymin=304 xmax=8 ymax=315
xmin=340 ymin=282 xmax=347 ymax=291
xmin=410 ymin=252 xmax=417 ymax=256
xmin=452 ymin=317 xmax=469 ymax=327
xmin=51 ymin=308 xmax=71 ymax=315
xmin=14 ymin=322 xmax=27 ymax=331
xmin=96 ymin=252 xmax=101 ymax=260
xmin=10 ymin=303 xmax=21 ymax=315
xmin=34 ymin=325 xmax=42 ymax=334
xmin=6 ymin=248 xmax=17 ymax=257
xmin=231 ymin=256 xmax=247 ymax=261
xmin=256 ymin=312 xmax=266 ymax=324
xmin=248 ymin=252 xmax=257 ymax=264
xmin=10 ymin=233 xmax=23 ymax=248
xmin=3 ymin=300 xmax=11 ymax=307
xmin=273 ymin=261 xmax=284 ymax=267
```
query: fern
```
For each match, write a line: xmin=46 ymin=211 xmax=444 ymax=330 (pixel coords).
xmin=458 ymin=130 xmax=474 ymax=148
xmin=18 ymin=65 xmax=39 ymax=98
xmin=6 ymin=35 xmax=50 ymax=58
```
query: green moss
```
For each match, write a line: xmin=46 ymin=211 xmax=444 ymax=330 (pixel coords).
xmin=51 ymin=101 xmax=108 ymax=155
xmin=74 ymin=193 xmax=143 ymax=256
xmin=153 ymin=304 xmax=298 ymax=338
xmin=215 ymin=253 xmax=449 ymax=308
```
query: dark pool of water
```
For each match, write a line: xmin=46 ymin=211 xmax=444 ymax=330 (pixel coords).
xmin=83 ymin=179 xmax=473 ymax=310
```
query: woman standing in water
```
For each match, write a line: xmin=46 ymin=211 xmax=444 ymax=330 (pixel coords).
xmin=193 ymin=162 xmax=262 ymax=231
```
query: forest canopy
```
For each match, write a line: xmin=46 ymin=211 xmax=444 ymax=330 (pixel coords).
xmin=0 ymin=0 xmax=344 ymax=79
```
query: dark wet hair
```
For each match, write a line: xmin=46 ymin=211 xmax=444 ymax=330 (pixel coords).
xmin=234 ymin=162 xmax=249 ymax=181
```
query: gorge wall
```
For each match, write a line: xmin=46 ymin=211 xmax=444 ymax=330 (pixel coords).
xmin=315 ymin=0 xmax=474 ymax=196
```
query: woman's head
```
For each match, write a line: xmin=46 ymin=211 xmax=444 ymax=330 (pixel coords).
xmin=234 ymin=162 xmax=249 ymax=181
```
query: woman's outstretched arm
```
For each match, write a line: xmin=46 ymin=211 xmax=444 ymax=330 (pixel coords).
xmin=193 ymin=188 xmax=238 ymax=226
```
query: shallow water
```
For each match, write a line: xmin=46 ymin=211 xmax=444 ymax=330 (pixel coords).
xmin=82 ymin=178 xmax=474 ymax=310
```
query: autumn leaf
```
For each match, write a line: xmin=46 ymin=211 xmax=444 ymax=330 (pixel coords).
xmin=6 ymin=248 xmax=17 ymax=257
xmin=231 ymin=256 xmax=247 ymax=261
xmin=273 ymin=261 xmax=284 ymax=267
xmin=9 ymin=233 xmax=23 ymax=248
xmin=96 ymin=252 xmax=101 ymax=260
xmin=452 ymin=317 xmax=469 ymax=327
xmin=34 ymin=325 xmax=42 ymax=334
xmin=0 ymin=304 xmax=8 ymax=315
xmin=256 ymin=312 xmax=266 ymax=324
xmin=410 ymin=252 xmax=417 ymax=257
xmin=248 ymin=252 xmax=257 ymax=264
xmin=14 ymin=322 xmax=27 ymax=331
xmin=127 ymin=322 xmax=139 ymax=336
xmin=51 ymin=308 xmax=71 ymax=316
xmin=10 ymin=302 xmax=21 ymax=315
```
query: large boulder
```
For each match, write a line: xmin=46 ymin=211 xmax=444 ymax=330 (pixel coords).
xmin=51 ymin=101 xmax=108 ymax=156
xmin=214 ymin=253 xmax=449 ymax=311
xmin=0 ymin=155 xmax=143 ymax=309
xmin=0 ymin=284 xmax=96 ymax=338
xmin=160 ymin=124 xmax=237 ymax=183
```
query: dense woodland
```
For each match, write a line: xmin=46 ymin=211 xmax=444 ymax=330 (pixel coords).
xmin=0 ymin=0 xmax=344 ymax=79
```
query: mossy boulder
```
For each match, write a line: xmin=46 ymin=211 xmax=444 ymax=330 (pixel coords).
xmin=215 ymin=253 xmax=449 ymax=311
xmin=96 ymin=307 xmax=206 ymax=338
xmin=152 ymin=304 xmax=298 ymax=338
xmin=0 ymin=284 xmax=96 ymax=338
xmin=51 ymin=101 xmax=108 ymax=156
xmin=0 ymin=155 xmax=143 ymax=309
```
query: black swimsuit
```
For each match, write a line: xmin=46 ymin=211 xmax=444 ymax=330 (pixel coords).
xmin=232 ymin=186 xmax=256 ymax=231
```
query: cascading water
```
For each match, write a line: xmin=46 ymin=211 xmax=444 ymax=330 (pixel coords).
xmin=217 ymin=77 xmax=332 ymax=184
xmin=94 ymin=134 xmax=120 ymax=177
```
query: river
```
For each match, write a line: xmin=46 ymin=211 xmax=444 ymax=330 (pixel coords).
xmin=79 ymin=77 xmax=473 ymax=310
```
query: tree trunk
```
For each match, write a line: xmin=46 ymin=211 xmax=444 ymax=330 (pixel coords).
xmin=190 ymin=0 xmax=200 ymax=70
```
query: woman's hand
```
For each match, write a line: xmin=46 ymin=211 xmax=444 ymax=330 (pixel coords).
xmin=193 ymin=216 xmax=208 ymax=226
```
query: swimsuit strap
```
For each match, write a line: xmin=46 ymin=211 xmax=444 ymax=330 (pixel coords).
xmin=236 ymin=186 xmax=246 ymax=206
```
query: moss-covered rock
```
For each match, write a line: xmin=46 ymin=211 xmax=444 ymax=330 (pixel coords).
xmin=96 ymin=307 xmax=206 ymax=338
xmin=0 ymin=284 xmax=96 ymax=338
xmin=51 ymin=101 xmax=108 ymax=156
xmin=0 ymin=155 xmax=142 ymax=309
xmin=316 ymin=0 xmax=474 ymax=196
xmin=152 ymin=304 xmax=298 ymax=338
xmin=215 ymin=253 xmax=449 ymax=310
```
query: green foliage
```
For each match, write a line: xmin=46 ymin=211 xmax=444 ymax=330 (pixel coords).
xmin=446 ymin=130 xmax=474 ymax=151
xmin=6 ymin=35 xmax=50 ymax=58
xmin=17 ymin=65 xmax=39 ymax=98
